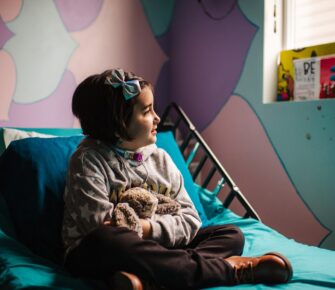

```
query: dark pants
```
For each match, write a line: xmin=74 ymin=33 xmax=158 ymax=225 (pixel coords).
xmin=65 ymin=224 xmax=244 ymax=289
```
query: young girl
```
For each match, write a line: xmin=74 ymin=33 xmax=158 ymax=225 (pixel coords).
xmin=62 ymin=68 xmax=293 ymax=290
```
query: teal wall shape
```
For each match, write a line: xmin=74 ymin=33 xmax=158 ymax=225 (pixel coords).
xmin=140 ymin=0 xmax=175 ymax=36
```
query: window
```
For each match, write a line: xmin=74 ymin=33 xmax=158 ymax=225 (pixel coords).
xmin=263 ymin=0 xmax=335 ymax=103
xmin=284 ymin=0 xmax=335 ymax=49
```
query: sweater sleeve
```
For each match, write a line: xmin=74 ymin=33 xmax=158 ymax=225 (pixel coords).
xmin=64 ymin=151 xmax=114 ymax=235
xmin=149 ymin=153 xmax=202 ymax=248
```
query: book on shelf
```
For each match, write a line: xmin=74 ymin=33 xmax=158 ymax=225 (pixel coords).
xmin=277 ymin=42 xmax=335 ymax=101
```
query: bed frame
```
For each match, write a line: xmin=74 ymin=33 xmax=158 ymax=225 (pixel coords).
xmin=158 ymin=102 xmax=261 ymax=221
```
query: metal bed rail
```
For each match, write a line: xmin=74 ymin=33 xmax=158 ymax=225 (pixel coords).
xmin=158 ymin=102 xmax=261 ymax=221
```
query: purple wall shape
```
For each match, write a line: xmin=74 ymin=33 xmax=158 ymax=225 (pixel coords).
xmin=164 ymin=0 xmax=256 ymax=131
xmin=0 ymin=17 xmax=13 ymax=48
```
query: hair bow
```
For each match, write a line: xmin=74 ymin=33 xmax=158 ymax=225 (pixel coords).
xmin=104 ymin=69 xmax=141 ymax=100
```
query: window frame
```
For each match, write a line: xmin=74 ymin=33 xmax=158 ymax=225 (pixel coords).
xmin=263 ymin=0 xmax=283 ymax=103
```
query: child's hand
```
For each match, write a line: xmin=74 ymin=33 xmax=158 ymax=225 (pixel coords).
xmin=140 ymin=219 xmax=152 ymax=239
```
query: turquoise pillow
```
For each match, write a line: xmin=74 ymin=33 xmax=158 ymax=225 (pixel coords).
xmin=0 ymin=127 xmax=82 ymax=155
xmin=156 ymin=131 xmax=207 ymax=223
xmin=0 ymin=136 xmax=84 ymax=264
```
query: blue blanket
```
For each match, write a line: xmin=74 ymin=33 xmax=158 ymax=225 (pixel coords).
xmin=206 ymin=209 xmax=335 ymax=289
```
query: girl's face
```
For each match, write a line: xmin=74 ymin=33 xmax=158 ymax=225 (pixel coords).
xmin=120 ymin=86 xmax=160 ymax=150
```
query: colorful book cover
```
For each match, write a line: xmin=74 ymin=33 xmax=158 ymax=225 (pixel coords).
xmin=277 ymin=42 xmax=335 ymax=101
xmin=319 ymin=56 xmax=335 ymax=99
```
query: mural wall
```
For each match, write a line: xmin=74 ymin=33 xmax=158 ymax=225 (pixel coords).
xmin=0 ymin=0 xmax=167 ymax=127
xmin=0 ymin=0 xmax=334 ymax=250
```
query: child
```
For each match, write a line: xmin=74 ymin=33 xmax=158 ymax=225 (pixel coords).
xmin=62 ymin=68 xmax=293 ymax=289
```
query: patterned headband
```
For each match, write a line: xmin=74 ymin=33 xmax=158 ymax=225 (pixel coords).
xmin=104 ymin=68 xmax=141 ymax=100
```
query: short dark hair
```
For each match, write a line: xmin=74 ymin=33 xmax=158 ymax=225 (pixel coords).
xmin=72 ymin=69 xmax=153 ymax=144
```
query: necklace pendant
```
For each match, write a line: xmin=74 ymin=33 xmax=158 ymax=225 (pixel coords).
xmin=134 ymin=152 xmax=143 ymax=162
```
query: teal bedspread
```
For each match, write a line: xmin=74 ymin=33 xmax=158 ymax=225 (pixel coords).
xmin=205 ymin=210 xmax=335 ymax=289
xmin=0 ymin=128 xmax=334 ymax=289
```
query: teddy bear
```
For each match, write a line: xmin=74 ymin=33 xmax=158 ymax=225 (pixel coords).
xmin=111 ymin=187 xmax=181 ymax=237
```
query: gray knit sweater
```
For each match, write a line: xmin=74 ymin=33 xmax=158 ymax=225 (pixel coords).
xmin=62 ymin=137 xmax=201 ymax=255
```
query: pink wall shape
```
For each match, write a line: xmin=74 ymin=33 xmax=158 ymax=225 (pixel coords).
xmin=0 ymin=0 xmax=22 ymax=22
xmin=68 ymin=0 xmax=167 ymax=87
xmin=0 ymin=50 xmax=15 ymax=121
xmin=202 ymin=95 xmax=329 ymax=246
xmin=0 ymin=70 xmax=76 ymax=127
